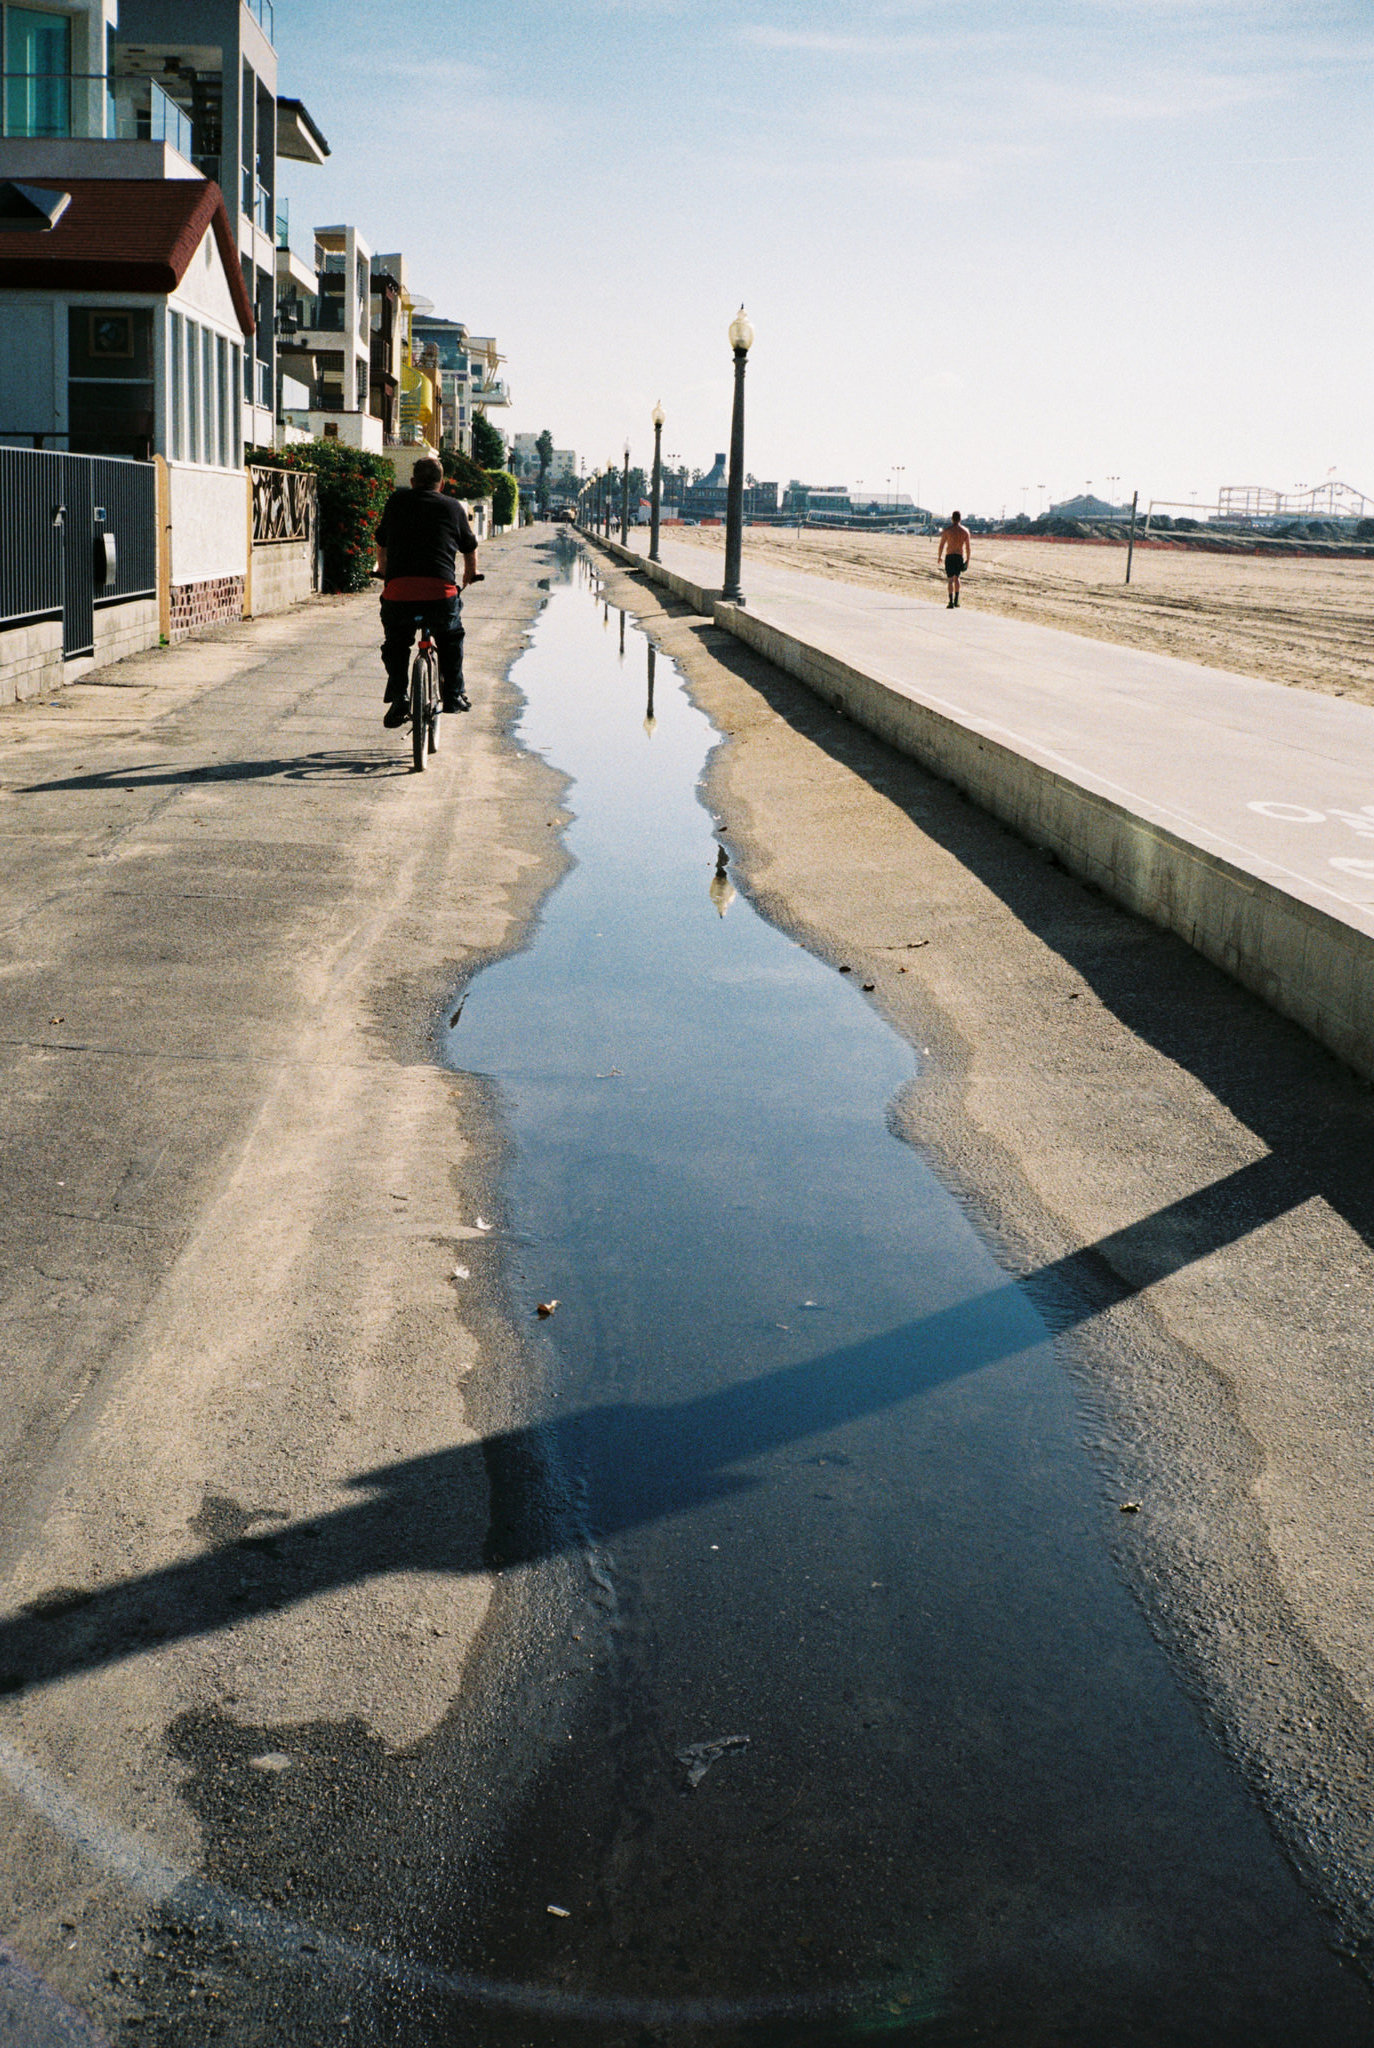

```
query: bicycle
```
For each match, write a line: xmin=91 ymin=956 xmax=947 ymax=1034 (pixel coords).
xmin=402 ymin=575 xmax=483 ymax=773
xmin=408 ymin=617 xmax=441 ymax=773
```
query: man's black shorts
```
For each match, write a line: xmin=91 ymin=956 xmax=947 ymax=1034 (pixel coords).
xmin=944 ymin=554 xmax=966 ymax=578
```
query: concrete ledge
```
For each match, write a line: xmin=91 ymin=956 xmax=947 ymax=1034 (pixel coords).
xmin=582 ymin=527 xmax=1374 ymax=1084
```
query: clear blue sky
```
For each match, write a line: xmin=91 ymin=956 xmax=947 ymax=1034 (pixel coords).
xmin=276 ymin=0 xmax=1372 ymax=514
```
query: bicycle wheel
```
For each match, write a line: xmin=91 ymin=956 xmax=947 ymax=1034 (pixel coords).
xmin=410 ymin=649 xmax=430 ymax=773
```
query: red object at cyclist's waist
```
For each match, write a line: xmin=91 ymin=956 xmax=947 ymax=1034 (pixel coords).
xmin=381 ymin=576 xmax=457 ymax=602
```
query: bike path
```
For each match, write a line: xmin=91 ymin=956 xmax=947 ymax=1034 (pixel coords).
xmin=602 ymin=529 xmax=1374 ymax=1079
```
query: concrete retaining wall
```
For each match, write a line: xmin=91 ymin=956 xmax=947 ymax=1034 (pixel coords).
xmin=587 ymin=530 xmax=1374 ymax=1085
xmin=0 ymin=597 xmax=160 ymax=705
xmin=249 ymin=539 xmax=314 ymax=616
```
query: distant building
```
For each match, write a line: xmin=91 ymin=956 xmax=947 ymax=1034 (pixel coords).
xmin=511 ymin=434 xmax=577 ymax=495
xmin=682 ymin=452 xmax=777 ymax=520
xmin=781 ymin=481 xmax=852 ymax=519
xmin=1049 ymin=493 xmax=1128 ymax=519
xmin=274 ymin=223 xmax=382 ymax=451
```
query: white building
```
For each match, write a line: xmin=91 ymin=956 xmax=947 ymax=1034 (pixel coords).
xmin=0 ymin=173 xmax=256 ymax=636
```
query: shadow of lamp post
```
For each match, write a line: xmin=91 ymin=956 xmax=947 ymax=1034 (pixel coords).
xmin=722 ymin=305 xmax=754 ymax=606
xmin=650 ymin=401 xmax=664 ymax=563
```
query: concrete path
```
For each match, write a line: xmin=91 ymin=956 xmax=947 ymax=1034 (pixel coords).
xmin=0 ymin=532 xmax=566 ymax=2041
xmin=608 ymin=529 xmax=1374 ymax=1079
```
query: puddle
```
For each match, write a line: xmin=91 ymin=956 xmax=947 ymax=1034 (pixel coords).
xmin=439 ymin=549 xmax=1368 ymax=2042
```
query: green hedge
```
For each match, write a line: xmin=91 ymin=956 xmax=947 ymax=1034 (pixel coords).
xmin=489 ymin=470 xmax=518 ymax=529
xmin=248 ymin=440 xmax=395 ymax=593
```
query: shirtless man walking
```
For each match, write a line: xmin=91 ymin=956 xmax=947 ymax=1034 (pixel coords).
xmin=937 ymin=510 xmax=971 ymax=608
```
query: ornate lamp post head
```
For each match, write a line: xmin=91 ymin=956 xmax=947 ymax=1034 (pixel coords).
xmin=652 ymin=400 xmax=665 ymax=431
xmin=728 ymin=306 xmax=754 ymax=354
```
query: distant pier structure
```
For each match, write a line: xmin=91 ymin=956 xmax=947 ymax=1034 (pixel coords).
xmin=1217 ymin=481 xmax=1371 ymax=525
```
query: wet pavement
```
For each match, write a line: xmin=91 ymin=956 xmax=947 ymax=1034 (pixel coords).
xmin=3 ymin=540 xmax=1370 ymax=2044
xmin=422 ymin=549 xmax=1370 ymax=2043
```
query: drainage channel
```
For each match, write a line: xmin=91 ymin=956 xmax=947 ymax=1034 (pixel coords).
xmin=438 ymin=546 xmax=1366 ymax=2046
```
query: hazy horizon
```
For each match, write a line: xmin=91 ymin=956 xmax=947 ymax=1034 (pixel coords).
xmin=275 ymin=0 xmax=1372 ymax=516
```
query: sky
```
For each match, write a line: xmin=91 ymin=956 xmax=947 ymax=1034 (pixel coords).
xmin=275 ymin=0 xmax=1373 ymax=516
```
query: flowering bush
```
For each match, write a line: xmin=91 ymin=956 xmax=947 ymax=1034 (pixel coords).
xmin=248 ymin=441 xmax=395 ymax=593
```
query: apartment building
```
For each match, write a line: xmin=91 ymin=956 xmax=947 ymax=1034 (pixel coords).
xmin=111 ymin=0 xmax=328 ymax=448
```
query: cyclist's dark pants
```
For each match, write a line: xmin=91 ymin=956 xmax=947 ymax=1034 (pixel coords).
xmin=379 ymin=596 xmax=464 ymax=706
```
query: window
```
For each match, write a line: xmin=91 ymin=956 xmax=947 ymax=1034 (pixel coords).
xmin=230 ymin=348 xmax=242 ymax=466
xmin=186 ymin=318 xmax=201 ymax=462
xmin=67 ymin=306 xmax=154 ymax=460
xmin=4 ymin=6 xmax=71 ymax=137
xmin=217 ymin=334 xmax=230 ymax=468
xmin=201 ymin=327 xmax=215 ymax=464
xmin=169 ymin=310 xmax=184 ymax=460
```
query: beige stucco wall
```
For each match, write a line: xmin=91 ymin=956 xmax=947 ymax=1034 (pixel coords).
xmin=167 ymin=465 xmax=248 ymax=586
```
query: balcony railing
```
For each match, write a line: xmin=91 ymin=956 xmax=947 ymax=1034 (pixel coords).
xmin=246 ymin=0 xmax=276 ymax=42
xmin=2 ymin=70 xmax=109 ymax=139
xmin=1 ymin=70 xmax=197 ymax=158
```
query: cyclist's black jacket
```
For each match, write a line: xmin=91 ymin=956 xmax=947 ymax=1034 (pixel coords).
xmin=375 ymin=487 xmax=477 ymax=583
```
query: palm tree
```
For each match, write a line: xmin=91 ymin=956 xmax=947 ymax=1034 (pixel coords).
xmin=535 ymin=429 xmax=555 ymax=514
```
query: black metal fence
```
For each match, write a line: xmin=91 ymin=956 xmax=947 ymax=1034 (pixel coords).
xmin=0 ymin=447 xmax=156 ymax=657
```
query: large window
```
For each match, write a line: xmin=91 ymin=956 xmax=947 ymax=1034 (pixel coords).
xmin=186 ymin=318 xmax=201 ymax=463
xmin=201 ymin=327 xmax=216 ymax=465
xmin=169 ymin=311 xmax=184 ymax=460
xmin=217 ymin=334 xmax=231 ymax=469
xmin=67 ymin=307 xmax=154 ymax=460
xmin=3 ymin=6 xmax=71 ymax=138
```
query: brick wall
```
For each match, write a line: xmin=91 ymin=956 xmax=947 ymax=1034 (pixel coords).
xmin=169 ymin=576 xmax=245 ymax=641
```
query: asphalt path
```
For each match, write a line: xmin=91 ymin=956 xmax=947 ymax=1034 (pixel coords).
xmin=3 ymin=526 xmax=1374 ymax=2041
xmin=0 ymin=532 xmax=566 ymax=2041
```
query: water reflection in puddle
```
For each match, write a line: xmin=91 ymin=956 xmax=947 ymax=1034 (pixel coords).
xmin=442 ymin=547 xmax=1366 ymax=2045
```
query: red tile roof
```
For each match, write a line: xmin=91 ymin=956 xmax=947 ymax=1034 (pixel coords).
xmin=0 ymin=179 xmax=253 ymax=335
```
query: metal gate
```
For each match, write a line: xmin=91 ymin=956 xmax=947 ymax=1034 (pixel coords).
xmin=0 ymin=447 xmax=157 ymax=661
xmin=59 ymin=455 xmax=94 ymax=658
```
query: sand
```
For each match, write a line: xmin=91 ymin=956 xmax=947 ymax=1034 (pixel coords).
xmin=664 ymin=526 xmax=1374 ymax=707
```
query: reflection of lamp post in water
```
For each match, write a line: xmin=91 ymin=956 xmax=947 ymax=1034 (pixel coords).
xmin=708 ymin=842 xmax=735 ymax=917
xmin=619 ymin=608 xmax=626 ymax=657
xmin=650 ymin=402 xmax=664 ymax=563
xmin=722 ymin=305 xmax=754 ymax=605
xmin=644 ymin=642 xmax=657 ymax=738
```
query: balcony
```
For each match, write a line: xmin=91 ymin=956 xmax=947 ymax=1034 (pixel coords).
xmin=246 ymin=0 xmax=276 ymax=41
xmin=1 ymin=70 xmax=109 ymax=140
xmin=2 ymin=70 xmax=195 ymax=157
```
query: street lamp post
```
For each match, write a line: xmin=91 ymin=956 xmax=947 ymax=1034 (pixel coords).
xmin=722 ymin=305 xmax=753 ymax=605
xmin=620 ymin=440 xmax=631 ymax=545
xmin=649 ymin=401 xmax=665 ymax=563
xmin=605 ymin=459 xmax=615 ymax=538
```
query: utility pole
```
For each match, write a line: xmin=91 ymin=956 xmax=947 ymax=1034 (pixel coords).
xmin=1125 ymin=489 xmax=1139 ymax=585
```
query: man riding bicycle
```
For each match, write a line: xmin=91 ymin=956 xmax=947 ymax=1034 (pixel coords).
xmin=374 ymin=457 xmax=481 ymax=726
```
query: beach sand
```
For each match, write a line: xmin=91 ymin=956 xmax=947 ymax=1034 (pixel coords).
xmin=664 ymin=527 xmax=1374 ymax=706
